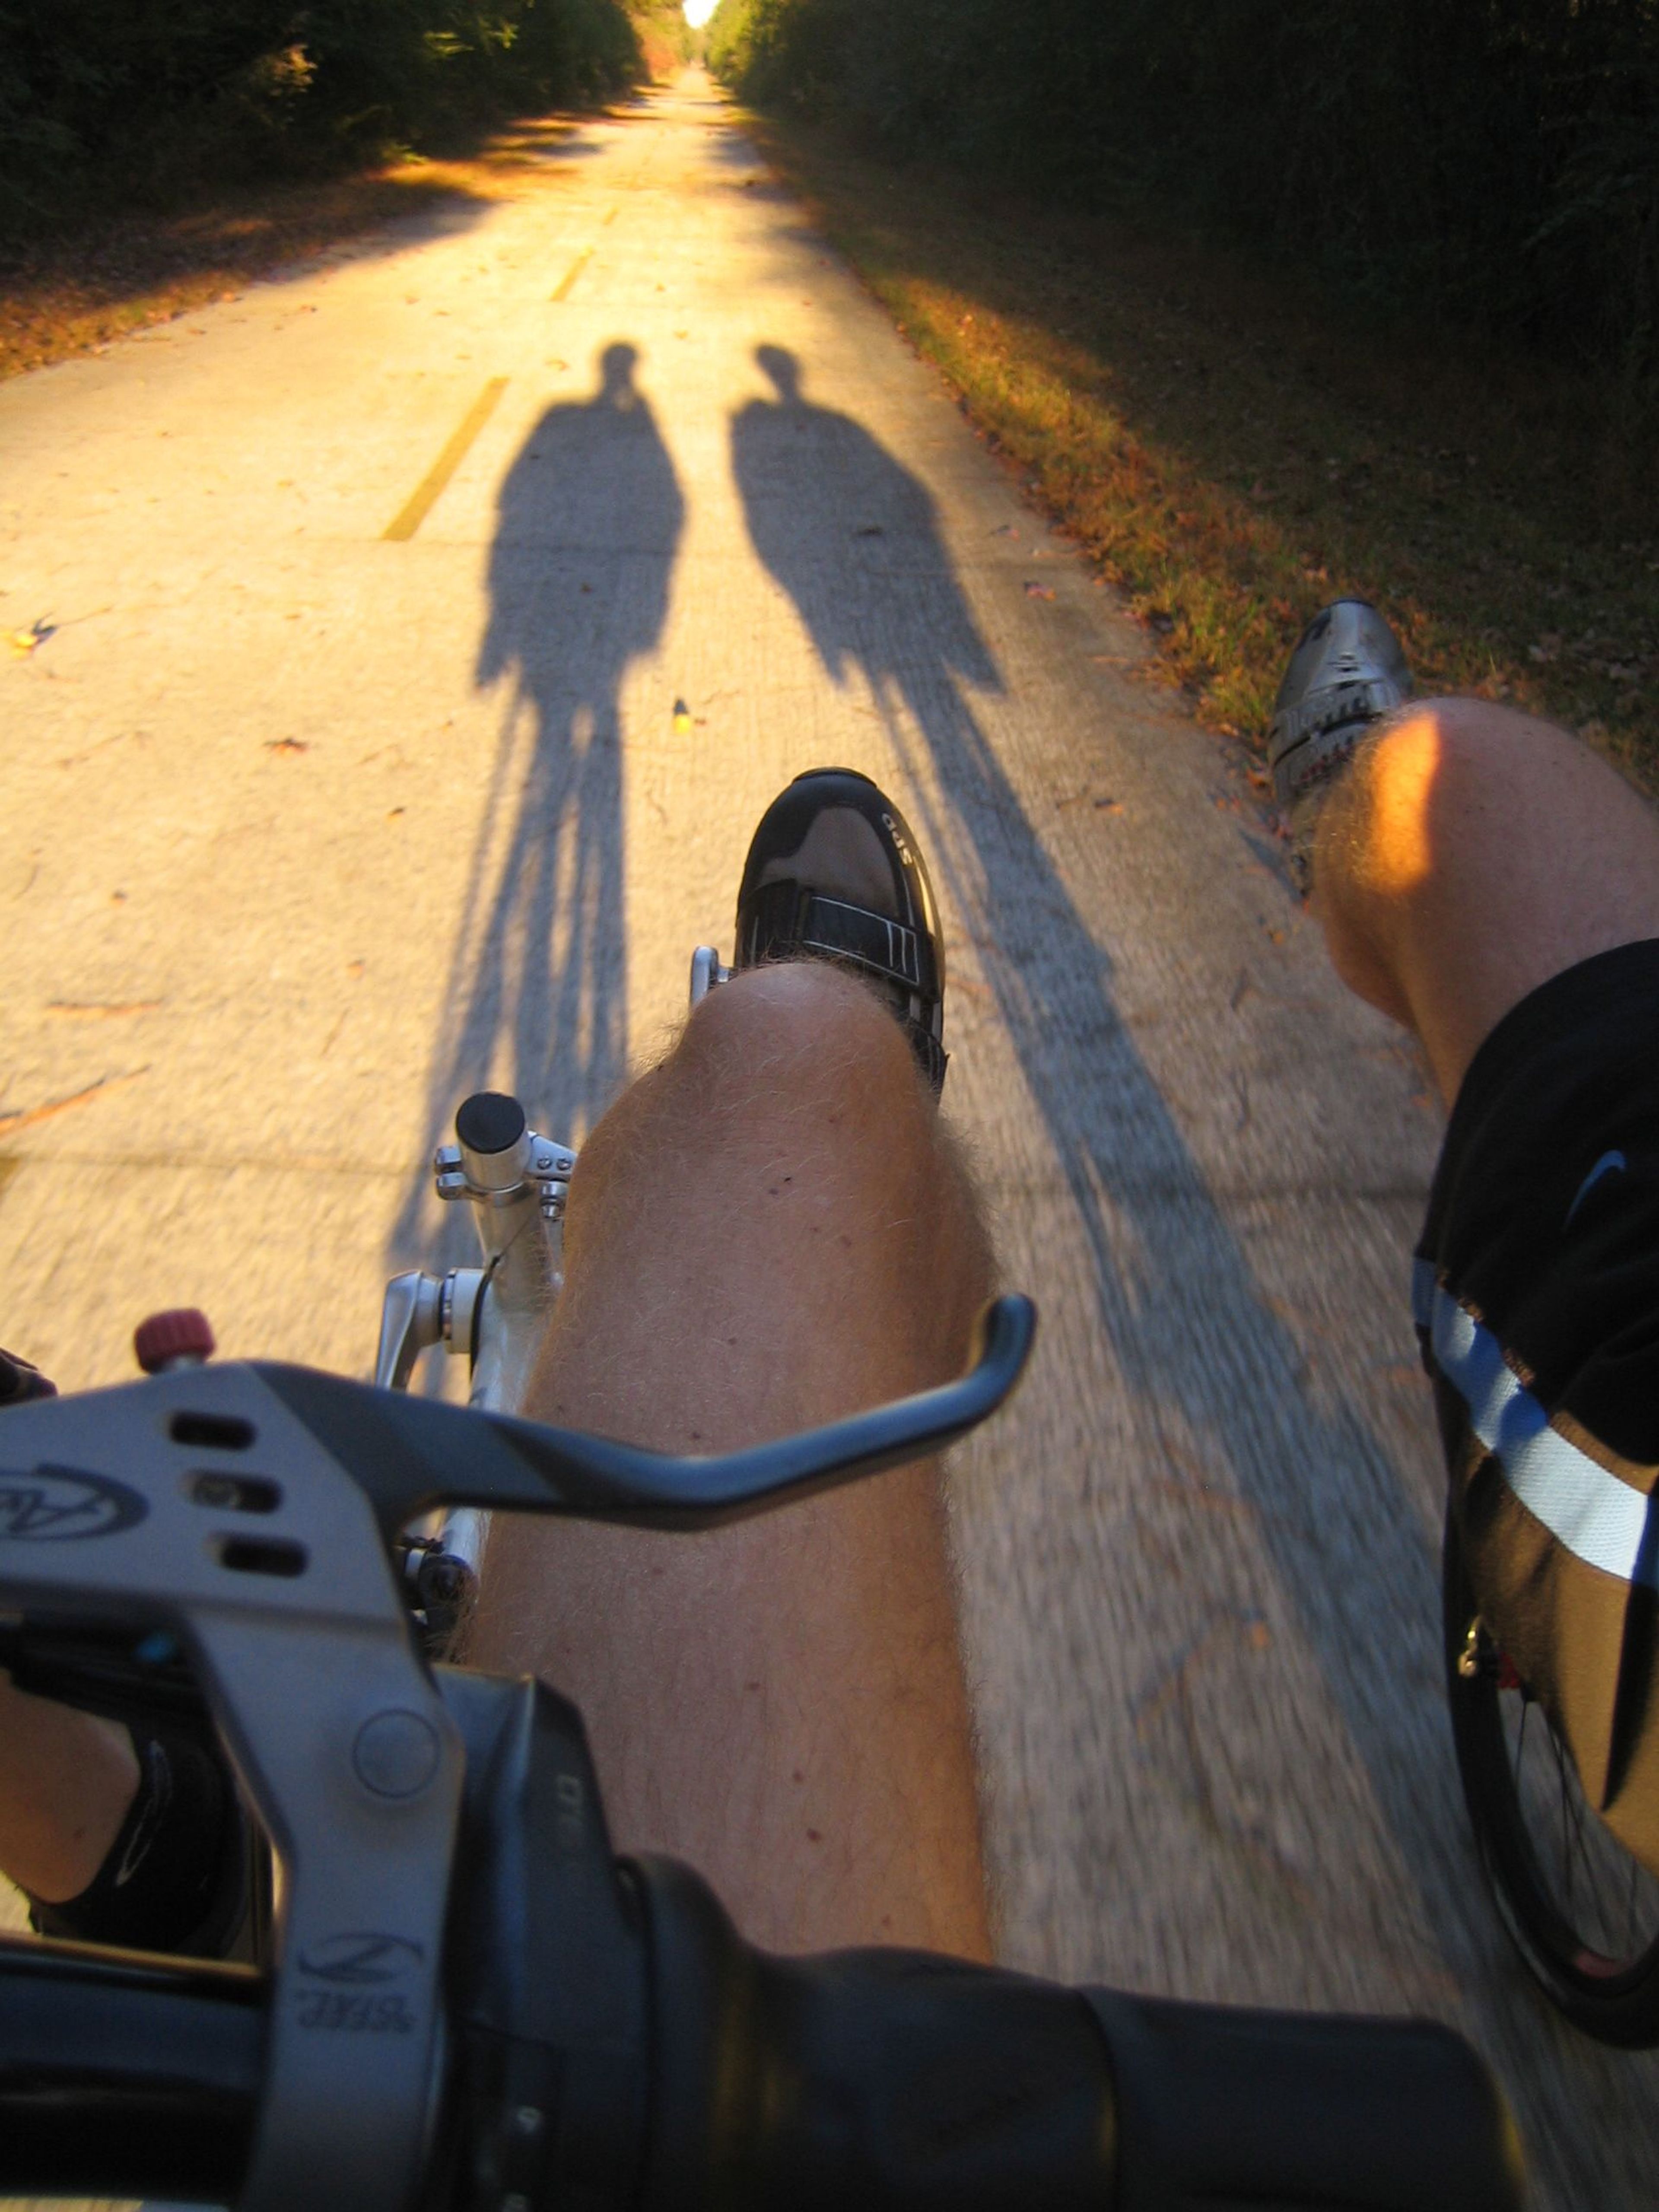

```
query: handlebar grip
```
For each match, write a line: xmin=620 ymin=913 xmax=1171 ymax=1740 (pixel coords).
xmin=1083 ymin=1986 xmax=1526 ymax=2211
xmin=629 ymin=1854 xmax=1115 ymax=2209
xmin=629 ymin=1857 xmax=1526 ymax=2212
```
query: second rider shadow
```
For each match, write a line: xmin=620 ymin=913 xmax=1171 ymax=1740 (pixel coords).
xmin=731 ymin=343 xmax=1002 ymax=704
xmin=728 ymin=341 xmax=1478 ymax=1998
xmin=391 ymin=341 xmax=683 ymax=1263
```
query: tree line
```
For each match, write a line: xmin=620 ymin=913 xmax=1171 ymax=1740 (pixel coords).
xmin=708 ymin=0 xmax=1659 ymax=375
xmin=1 ymin=0 xmax=685 ymax=227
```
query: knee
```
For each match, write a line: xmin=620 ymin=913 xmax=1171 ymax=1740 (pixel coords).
xmin=1316 ymin=695 xmax=1569 ymax=911
xmin=565 ymin=959 xmax=991 ymax=1368
xmin=678 ymin=960 xmax=925 ymax=1121
xmin=573 ymin=963 xmax=926 ymax=1202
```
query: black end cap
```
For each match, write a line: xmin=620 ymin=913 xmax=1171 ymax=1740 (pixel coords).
xmin=456 ymin=1092 xmax=527 ymax=1157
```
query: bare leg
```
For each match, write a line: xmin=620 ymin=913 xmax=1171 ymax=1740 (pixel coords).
xmin=1312 ymin=696 xmax=1659 ymax=1100
xmin=0 ymin=1681 xmax=136 ymax=1901
xmin=466 ymin=960 xmax=995 ymax=1960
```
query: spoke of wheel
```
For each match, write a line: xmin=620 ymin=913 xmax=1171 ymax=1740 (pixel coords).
xmin=1628 ymin=1850 xmax=1641 ymax=1955
xmin=1554 ymin=1721 xmax=1584 ymax=1920
xmin=1494 ymin=1656 xmax=1659 ymax=1982
xmin=1511 ymin=1694 xmax=1546 ymax=1886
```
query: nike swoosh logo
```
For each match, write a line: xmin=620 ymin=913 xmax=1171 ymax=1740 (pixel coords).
xmin=1565 ymin=1148 xmax=1627 ymax=1229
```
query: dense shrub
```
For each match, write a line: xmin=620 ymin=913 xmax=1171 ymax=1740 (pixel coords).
xmin=707 ymin=0 xmax=1659 ymax=374
xmin=0 ymin=0 xmax=653 ymax=222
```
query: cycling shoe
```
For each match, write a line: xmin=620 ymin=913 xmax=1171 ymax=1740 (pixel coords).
xmin=730 ymin=767 xmax=948 ymax=1095
xmin=1270 ymin=599 xmax=1414 ymax=888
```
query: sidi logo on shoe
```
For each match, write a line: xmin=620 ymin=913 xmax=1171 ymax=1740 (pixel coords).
xmin=880 ymin=811 xmax=915 ymax=868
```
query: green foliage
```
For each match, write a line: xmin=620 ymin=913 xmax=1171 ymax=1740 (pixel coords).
xmin=0 ymin=0 xmax=649 ymax=224
xmin=706 ymin=0 xmax=1659 ymax=374
xmin=634 ymin=0 xmax=699 ymax=70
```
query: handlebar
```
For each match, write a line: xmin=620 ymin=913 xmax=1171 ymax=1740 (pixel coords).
xmin=0 ymin=1940 xmax=261 ymax=2200
xmin=1 ymin=1856 xmax=1523 ymax=2210
xmin=0 ymin=1302 xmax=1527 ymax=2210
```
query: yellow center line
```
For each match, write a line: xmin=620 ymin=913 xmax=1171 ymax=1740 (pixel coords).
xmin=550 ymin=247 xmax=594 ymax=303
xmin=381 ymin=377 xmax=509 ymax=543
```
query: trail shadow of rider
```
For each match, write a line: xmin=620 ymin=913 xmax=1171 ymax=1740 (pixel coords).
xmin=732 ymin=344 xmax=1002 ymax=703
xmin=728 ymin=342 xmax=1499 ymax=2003
xmin=391 ymin=340 xmax=683 ymax=1263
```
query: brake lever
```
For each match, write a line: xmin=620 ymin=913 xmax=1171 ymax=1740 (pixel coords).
xmin=0 ymin=1296 xmax=1034 ymax=2212
xmin=258 ymin=1290 xmax=1037 ymax=1540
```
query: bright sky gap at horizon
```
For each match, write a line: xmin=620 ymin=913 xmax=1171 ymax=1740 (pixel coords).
xmin=682 ymin=0 xmax=718 ymax=26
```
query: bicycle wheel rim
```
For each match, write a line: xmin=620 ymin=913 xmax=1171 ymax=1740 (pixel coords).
xmin=1443 ymin=1512 xmax=1659 ymax=2046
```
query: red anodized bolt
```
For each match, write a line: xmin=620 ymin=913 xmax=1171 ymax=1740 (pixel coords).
xmin=134 ymin=1308 xmax=216 ymax=1375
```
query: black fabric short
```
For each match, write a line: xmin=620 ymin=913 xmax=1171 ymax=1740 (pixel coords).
xmin=1416 ymin=939 xmax=1659 ymax=1869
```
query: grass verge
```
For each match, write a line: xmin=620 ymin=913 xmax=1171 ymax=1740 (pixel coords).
xmin=747 ymin=115 xmax=1659 ymax=791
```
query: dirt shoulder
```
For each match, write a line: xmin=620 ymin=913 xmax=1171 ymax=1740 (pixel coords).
xmin=0 ymin=115 xmax=610 ymax=385
xmin=746 ymin=114 xmax=1659 ymax=792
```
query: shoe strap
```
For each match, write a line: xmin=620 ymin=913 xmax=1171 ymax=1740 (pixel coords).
xmin=910 ymin=1027 xmax=947 ymax=1093
xmin=1274 ymin=677 xmax=1400 ymax=763
xmin=744 ymin=880 xmax=941 ymax=1001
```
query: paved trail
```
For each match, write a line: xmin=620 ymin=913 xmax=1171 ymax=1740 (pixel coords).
xmin=3 ymin=67 xmax=1654 ymax=2205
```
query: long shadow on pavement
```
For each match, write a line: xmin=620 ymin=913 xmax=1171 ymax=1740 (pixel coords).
xmin=728 ymin=340 xmax=1627 ymax=2202
xmin=390 ymin=338 xmax=683 ymax=1265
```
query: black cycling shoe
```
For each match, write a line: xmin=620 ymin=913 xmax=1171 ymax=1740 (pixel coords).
xmin=1270 ymin=599 xmax=1414 ymax=889
xmin=725 ymin=768 xmax=948 ymax=1095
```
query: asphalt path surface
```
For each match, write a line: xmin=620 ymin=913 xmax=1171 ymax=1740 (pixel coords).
xmin=3 ymin=67 xmax=1656 ymax=2207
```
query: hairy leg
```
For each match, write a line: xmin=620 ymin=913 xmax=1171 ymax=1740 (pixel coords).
xmin=1312 ymin=697 xmax=1659 ymax=1100
xmin=0 ymin=1681 xmax=137 ymax=1902
xmin=466 ymin=960 xmax=995 ymax=1959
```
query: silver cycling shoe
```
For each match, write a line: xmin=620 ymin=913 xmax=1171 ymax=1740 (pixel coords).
xmin=1269 ymin=599 xmax=1414 ymax=886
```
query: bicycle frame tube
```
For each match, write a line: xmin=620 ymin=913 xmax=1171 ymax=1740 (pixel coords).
xmin=377 ymin=1091 xmax=575 ymax=1586
xmin=466 ymin=1175 xmax=559 ymax=1419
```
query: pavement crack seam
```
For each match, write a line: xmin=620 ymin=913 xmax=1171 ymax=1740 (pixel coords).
xmin=0 ymin=1066 xmax=150 ymax=1138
